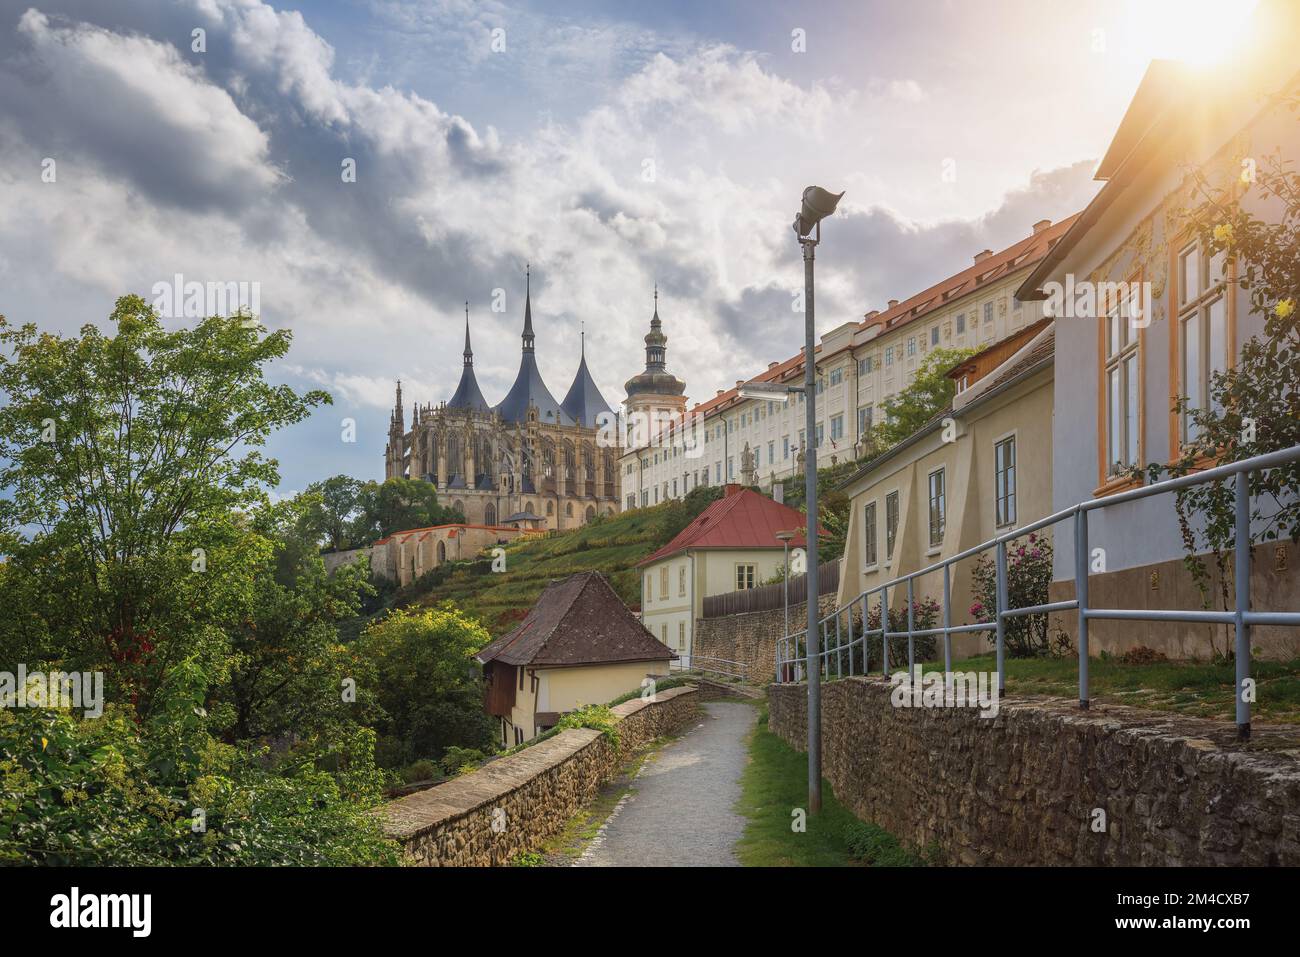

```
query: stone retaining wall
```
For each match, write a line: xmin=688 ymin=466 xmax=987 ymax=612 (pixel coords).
xmin=694 ymin=594 xmax=836 ymax=685
xmin=381 ymin=686 xmax=700 ymax=865
xmin=768 ymin=677 xmax=1300 ymax=865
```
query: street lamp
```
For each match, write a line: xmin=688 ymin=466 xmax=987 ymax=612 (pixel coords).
xmin=793 ymin=184 xmax=843 ymax=814
xmin=737 ymin=381 xmax=803 ymax=402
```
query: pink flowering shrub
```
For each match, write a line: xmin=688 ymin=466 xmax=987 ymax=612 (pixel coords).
xmin=968 ymin=533 xmax=1054 ymax=657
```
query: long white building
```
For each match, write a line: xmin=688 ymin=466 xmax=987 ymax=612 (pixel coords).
xmin=618 ymin=217 xmax=1077 ymax=509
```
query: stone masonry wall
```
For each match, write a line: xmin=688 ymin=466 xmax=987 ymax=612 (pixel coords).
xmin=769 ymin=677 xmax=1300 ymax=865
xmin=694 ymin=594 xmax=836 ymax=685
xmin=381 ymin=686 xmax=700 ymax=865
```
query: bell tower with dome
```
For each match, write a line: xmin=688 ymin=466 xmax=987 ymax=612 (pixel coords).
xmin=618 ymin=288 xmax=689 ymax=511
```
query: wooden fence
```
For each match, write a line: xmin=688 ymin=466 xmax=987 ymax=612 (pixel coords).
xmin=701 ymin=559 xmax=840 ymax=619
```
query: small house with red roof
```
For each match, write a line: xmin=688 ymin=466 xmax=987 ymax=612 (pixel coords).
xmin=637 ymin=484 xmax=816 ymax=665
xmin=477 ymin=571 xmax=676 ymax=745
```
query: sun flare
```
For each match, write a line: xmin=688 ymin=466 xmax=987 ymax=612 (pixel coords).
xmin=1125 ymin=0 xmax=1261 ymax=67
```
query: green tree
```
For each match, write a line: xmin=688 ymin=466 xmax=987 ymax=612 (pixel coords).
xmin=354 ymin=477 xmax=462 ymax=542
xmin=874 ymin=346 xmax=975 ymax=447
xmin=357 ymin=604 xmax=495 ymax=768
xmin=0 ymin=296 xmax=329 ymax=716
xmin=296 ymin=474 xmax=366 ymax=551
xmin=211 ymin=501 xmax=379 ymax=744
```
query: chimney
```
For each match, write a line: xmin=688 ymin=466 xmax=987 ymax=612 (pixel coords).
xmin=716 ymin=389 xmax=724 ymax=396
xmin=974 ymin=249 xmax=993 ymax=263
xmin=724 ymin=483 xmax=743 ymax=498
xmin=1032 ymin=218 xmax=1052 ymax=234
xmin=888 ymin=299 xmax=899 ymax=309
xmin=735 ymin=380 xmax=743 ymax=389
xmin=768 ymin=361 xmax=779 ymax=369
xmin=864 ymin=309 xmax=880 ymax=320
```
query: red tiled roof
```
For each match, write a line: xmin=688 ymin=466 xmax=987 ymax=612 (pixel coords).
xmin=680 ymin=215 xmax=1080 ymax=424
xmin=637 ymin=486 xmax=822 ymax=566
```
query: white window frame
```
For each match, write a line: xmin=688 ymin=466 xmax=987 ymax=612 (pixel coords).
xmin=885 ymin=489 xmax=900 ymax=561
xmin=1176 ymin=240 xmax=1230 ymax=445
xmin=862 ymin=501 xmax=878 ymax=570
xmin=735 ymin=563 xmax=756 ymax=591
xmin=928 ymin=467 xmax=946 ymax=548
xmin=1104 ymin=283 xmax=1141 ymax=476
xmin=994 ymin=431 xmax=1017 ymax=528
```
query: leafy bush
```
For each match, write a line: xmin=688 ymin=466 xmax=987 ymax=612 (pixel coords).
xmin=554 ymin=704 xmax=620 ymax=746
xmin=511 ymin=851 xmax=544 ymax=867
xmin=0 ymin=679 xmax=398 ymax=866
xmin=439 ymin=746 xmax=488 ymax=777
xmin=358 ymin=605 xmax=495 ymax=769
xmin=969 ymin=533 xmax=1054 ymax=658
xmin=864 ymin=596 xmax=939 ymax=665
xmin=400 ymin=759 xmax=441 ymax=784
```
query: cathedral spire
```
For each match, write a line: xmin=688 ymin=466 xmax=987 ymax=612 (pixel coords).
xmin=463 ymin=301 xmax=473 ymax=367
xmin=446 ymin=304 xmax=490 ymax=413
xmin=522 ymin=263 xmax=535 ymax=353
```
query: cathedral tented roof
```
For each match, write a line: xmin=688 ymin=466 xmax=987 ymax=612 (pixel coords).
xmin=446 ymin=307 xmax=491 ymax=413
xmin=560 ymin=340 xmax=614 ymax=427
xmin=495 ymin=274 xmax=573 ymax=426
xmin=496 ymin=352 xmax=570 ymax=425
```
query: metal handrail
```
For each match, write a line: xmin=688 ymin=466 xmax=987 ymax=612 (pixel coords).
xmin=774 ymin=444 xmax=1300 ymax=739
xmin=673 ymin=655 xmax=750 ymax=681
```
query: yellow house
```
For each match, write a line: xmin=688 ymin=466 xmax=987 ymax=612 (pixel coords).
xmin=477 ymin=571 xmax=676 ymax=745
xmin=638 ymin=485 xmax=812 ymax=666
xmin=839 ymin=320 xmax=1055 ymax=658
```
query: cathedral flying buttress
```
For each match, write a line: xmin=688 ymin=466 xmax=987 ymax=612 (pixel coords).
xmin=383 ymin=269 xmax=622 ymax=531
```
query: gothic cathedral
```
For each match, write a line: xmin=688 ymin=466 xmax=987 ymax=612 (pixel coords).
xmin=384 ymin=271 xmax=622 ymax=531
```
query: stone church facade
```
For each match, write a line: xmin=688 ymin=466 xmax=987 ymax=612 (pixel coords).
xmin=384 ymin=273 xmax=622 ymax=532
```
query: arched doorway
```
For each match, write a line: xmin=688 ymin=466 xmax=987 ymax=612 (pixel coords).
xmin=484 ymin=502 xmax=497 ymax=526
xmin=585 ymin=505 xmax=595 ymax=523
xmin=436 ymin=540 xmax=446 ymax=563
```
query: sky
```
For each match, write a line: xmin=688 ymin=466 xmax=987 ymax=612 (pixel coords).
xmin=0 ymin=0 xmax=1259 ymax=496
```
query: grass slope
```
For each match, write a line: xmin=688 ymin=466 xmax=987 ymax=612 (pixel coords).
xmin=408 ymin=487 xmax=725 ymax=635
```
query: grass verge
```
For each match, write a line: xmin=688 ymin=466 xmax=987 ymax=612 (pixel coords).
xmin=734 ymin=706 xmax=873 ymax=866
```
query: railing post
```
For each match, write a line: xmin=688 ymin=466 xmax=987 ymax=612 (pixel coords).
xmin=822 ymin=619 xmax=829 ymax=680
xmin=995 ymin=540 xmax=1007 ymax=695
xmin=943 ymin=562 xmax=952 ymax=701
xmin=1075 ymin=509 xmax=1089 ymax=710
xmin=881 ymin=585 xmax=890 ymax=676
xmin=907 ymin=577 xmax=915 ymax=676
xmin=1234 ymin=469 xmax=1252 ymax=740
xmin=841 ymin=607 xmax=850 ymax=677
xmin=861 ymin=592 xmax=871 ymax=674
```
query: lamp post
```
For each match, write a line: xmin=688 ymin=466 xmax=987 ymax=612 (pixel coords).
xmin=792 ymin=185 xmax=843 ymax=814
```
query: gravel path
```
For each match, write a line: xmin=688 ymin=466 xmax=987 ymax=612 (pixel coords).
xmin=572 ymin=701 xmax=757 ymax=867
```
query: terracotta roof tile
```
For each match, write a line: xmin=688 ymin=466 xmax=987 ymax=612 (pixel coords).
xmin=637 ymin=487 xmax=822 ymax=567
xmin=476 ymin=571 xmax=674 ymax=667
